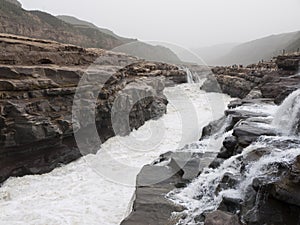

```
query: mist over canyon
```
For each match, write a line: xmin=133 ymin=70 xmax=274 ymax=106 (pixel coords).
xmin=0 ymin=1 xmax=300 ymax=225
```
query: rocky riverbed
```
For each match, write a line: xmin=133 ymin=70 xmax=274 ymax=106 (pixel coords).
xmin=122 ymin=54 xmax=300 ymax=225
xmin=1 ymin=32 xmax=299 ymax=225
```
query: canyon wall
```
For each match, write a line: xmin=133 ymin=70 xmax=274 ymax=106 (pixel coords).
xmin=0 ymin=33 xmax=187 ymax=183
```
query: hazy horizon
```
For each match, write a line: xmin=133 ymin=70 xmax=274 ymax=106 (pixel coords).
xmin=19 ymin=0 xmax=300 ymax=48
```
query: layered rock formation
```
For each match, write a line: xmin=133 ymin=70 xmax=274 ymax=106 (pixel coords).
xmin=0 ymin=0 xmax=183 ymax=62
xmin=123 ymin=53 xmax=300 ymax=225
xmin=0 ymin=33 xmax=187 ymax=183
xmin=0 ymin=0 xmax=125 ymax=49
xmin=199 ymin=97 xmax=300 ymax=225
xmin=121 ymin=151 xmax=217 ymax=225
xmin=202 ymin=53 xmax=300 ymax=104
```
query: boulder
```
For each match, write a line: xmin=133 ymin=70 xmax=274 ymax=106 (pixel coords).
xmin=233 ymin=122 xmax=276 ymax=147
xmin=240 ymin=155 xmax=300 ymax=225
xmin=121 ymin=164 xmax=185 ymax=225
xmin=270 ymin=155 xmax=300 ymax=207
xmin=209 ymin=158 xmax=225 ymax=169
xmin=245 ymin=88 xmax=262 ymax=99
xmin=122 ymin=151 xmax=218 ymax=225
xmin=200 ymin=116 xmax=233 ymax=140
xmin=201 ymin=75 xmax=222 ymax=93
xmin=276 ymin=54 xmax=300 ymax=71
xmin=215 ymin=172 xmax=240 ymax=194
xmin=204 ymin=210 xmax=242 ymax=225
xmin=220 ymin=136 xmax=238 ymax=158
xmin=218 ymin=196 xmax=243 ymax=215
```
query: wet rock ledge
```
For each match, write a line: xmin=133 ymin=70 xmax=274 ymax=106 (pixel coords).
xmin=121 ymin=151 xmax=217 ymax=225
xmin=197 ymin=97 xmax=300 ymax=225
xmin=0 ymin=33 xmax=188 ymax=183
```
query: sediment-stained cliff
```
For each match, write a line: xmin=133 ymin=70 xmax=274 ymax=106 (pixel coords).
xmin=0 ymin=33 xmax=187 ymax=183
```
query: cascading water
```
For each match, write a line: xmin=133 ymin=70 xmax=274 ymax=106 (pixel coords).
xmin=169 ymin=137 xmax=300 ymax=225
xmin=272 ymin=89 xmax=300 ymax=136
xmin=0 ymin=82 xmax=232 ymax=225
xmin=185 ymin=68 xmax=200 ymax=84
xmin=168 ymin=93 xmax=300 ymax=225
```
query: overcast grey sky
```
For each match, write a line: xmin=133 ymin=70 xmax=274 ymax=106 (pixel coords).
xmin=19 ymin=0 xmax=300 ymax=48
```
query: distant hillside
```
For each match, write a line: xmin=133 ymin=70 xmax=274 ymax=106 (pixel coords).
xmin=57 ymin=15 xmax=135 ymax=43
xmin=0 ymin=0 xmax=124 ymax=49
xmin=57 ymin=15 xmax=182 ymax=64
xmin=113 ymin=41 xmax=182 ymax=64
xmin=192 ymin=43 xmax=239 ymax=65
xmin=286 ymin=36 xmax=300 ymax=52
xmin=5 ymin=0 xmax=21 ymax=7
xmin=215 ymin=31 xmax=300 ymax=65
xmin=0 ymin=0 xmax=181 ymax=63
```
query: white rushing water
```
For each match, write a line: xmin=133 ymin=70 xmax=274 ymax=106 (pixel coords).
xmin=169 ymin=137 xmax=300 ymax=225
xmin=169 ymin=89 xmax=300 ymax=225
xmin=272 ymin=89 xmax=300 ymax=135
xmin=0 ymin=81 xmax=231 ymax=225
xmin=186 ymin=68 xmax=201 ymax=84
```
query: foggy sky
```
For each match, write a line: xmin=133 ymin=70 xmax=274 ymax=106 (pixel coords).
xmin=19 ymin=0 xmax=300 ymax=48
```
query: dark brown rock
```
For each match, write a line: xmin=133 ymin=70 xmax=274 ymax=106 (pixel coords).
xmin=276 ymin=54 xmax=300 ymax=71
xmin=0 ymin=34 xmax=188 ymax=183
xmin=204 ymin=210 xmax=242 ymax=225
xmin=200 ymin=116 xmax=234 ymax=140
xmin=121 ymin=152 xmax=218 ymax=225
xmin=233 ymin=122 xmax=276 ymax=147
xmin=204 ymin=54 xmax=300 ymax=104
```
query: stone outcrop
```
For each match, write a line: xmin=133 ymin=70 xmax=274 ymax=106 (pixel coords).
xmin=202 ymin=65 xmax=265 ymax=99
xmin=0 ymin=33 xmax=188 ymax=183
xmin=276 ymin=54 xmax=300 ymax=71
xmin=121 ymin=151 xmax=217 ymax=225
xmin=0 ymin=33 xmax=134 ymax=66
xmin=204 ymin=210 xmax=242 ymax=225
xmin=199 ymin=98 xmax=300 ymax=225
xmin=121 ymin=52 xmax=300 ymax=225
xmin=120 ymin=52 xmax=300 ymax=225
xmin=202 ymin=53 xmax=300 ymax=104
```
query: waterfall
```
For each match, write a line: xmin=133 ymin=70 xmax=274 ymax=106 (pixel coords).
xmin=272 ymin=89 xmax=300 ymax=135
xmin=0 ymin=83 xmax=232 ymax=225
xmin=185 ymin=68 xmax=200 ymax=84
xmin=169 ymin=136 xmax=300 ymax=225
xmin=168 ymin=93 xmax=300 ymax=224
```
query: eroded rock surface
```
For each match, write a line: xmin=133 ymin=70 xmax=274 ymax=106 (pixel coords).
xmin=121 ymin=151 xmax=217 ymax=225
xmin=200 ymin=98 xmax=300 ymax=225
xmin=0 ymin=33 xmax=188 ymax=183
xmin=202 ymin=53 xmax=300 ymax=104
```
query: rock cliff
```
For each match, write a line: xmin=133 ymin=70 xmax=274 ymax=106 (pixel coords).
xmin=0 ymin=33 xmax=187 ymax=183
xmin=202 ymin=53 xmax=300 ymax=104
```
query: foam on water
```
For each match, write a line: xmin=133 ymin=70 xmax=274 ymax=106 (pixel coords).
xmin=272 ymin=89 xmax=300 ymax=135
xmin=168 ymin=90 xmax=300 ymax=225
xmin=169 ymin=136 xmax=300 ymax=225
xmin=186 ymin=68 xmax=199 ymax=84
xmin=0 ymin=83 xmax=231 ymax=225
xmin=235 ymin=102 xmax=278 ymax=115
